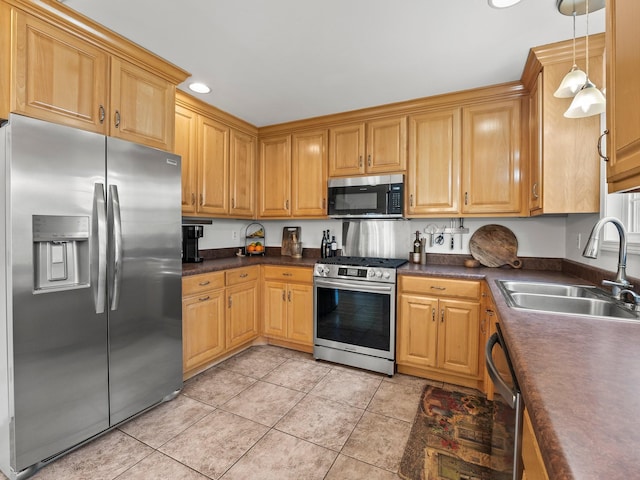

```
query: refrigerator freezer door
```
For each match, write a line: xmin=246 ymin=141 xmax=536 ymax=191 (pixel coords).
xmin=106 ymin=137 xmax=182 ymax=425
xmin=8 ymin=115 xmax=109 ymax=471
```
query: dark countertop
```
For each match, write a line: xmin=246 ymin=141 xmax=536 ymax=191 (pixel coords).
xmin=183 ymin=256 xmax=640 ymax=479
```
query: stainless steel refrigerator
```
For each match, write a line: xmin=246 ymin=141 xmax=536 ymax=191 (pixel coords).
xmin=0 ymin=114 xmax=183 ymax=479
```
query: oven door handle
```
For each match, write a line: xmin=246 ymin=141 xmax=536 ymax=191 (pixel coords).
xmin=485 ymin=332 xmax=518 ymax=409
xmin=314 ymin=279 xmax=394 ymax=293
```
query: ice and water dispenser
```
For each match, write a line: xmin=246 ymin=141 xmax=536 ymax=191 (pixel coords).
xmin=32 ymin=215 xmax=90 ymax=293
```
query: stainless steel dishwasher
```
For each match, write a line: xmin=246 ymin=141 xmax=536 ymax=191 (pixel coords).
xmin=486 ymin=323 xmax=524 ymax=480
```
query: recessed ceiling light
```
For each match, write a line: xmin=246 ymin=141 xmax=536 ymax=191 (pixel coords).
xmin=488 ymin=0 xmax=522 ymax=8
xmin=188 ymin=82 xmax=211 ymax=94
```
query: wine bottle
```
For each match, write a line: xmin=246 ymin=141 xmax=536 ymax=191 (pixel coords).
xmin=325 ymin=230 xmax=332 ymax=258
xmin=320 ymin=230 xmax=327 ymax=258
xmin=331 ymin=235 xmax=337 ymax=256
xmin=413 ymin=231 xmax=421 ymax=253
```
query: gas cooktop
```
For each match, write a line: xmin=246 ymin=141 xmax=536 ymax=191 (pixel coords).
xmin=316 ymin=256 xmax=408 ymax=269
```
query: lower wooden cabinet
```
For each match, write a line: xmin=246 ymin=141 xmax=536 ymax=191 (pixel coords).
xmin=262 ymin=266 xmax=313 ymax=348
xmin=522 ymin=407 xmax=550 ymax=480
xmin=181 ymin=266 xmax=259 ymax=378
xmin=397 ymin=275 xmax=483 ymax=389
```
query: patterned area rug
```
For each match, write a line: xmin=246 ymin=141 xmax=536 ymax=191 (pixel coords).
xmin=398 ymin=385 xmax=514 ymax=480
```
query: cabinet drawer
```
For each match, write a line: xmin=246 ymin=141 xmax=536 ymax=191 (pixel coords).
xmin=263 ymin=265 xmax=313 ymax=283
xmin=183 ymin=271 xmax=225 ymax=296
xmin=226 ymin=266 xmax=259 ymax=286
xmin=399 ymin=275 xmax=480 ymax=299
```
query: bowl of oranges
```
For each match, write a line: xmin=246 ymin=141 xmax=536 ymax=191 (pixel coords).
xmin=246 ymin=241 xmax=264 ymax=255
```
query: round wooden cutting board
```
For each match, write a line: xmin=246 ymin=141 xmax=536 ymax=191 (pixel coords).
xmin=469 ymin=224 xmax=522 ymax=268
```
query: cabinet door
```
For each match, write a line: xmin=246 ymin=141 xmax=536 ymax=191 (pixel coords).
xmin=259 ymin=135 xmax=291 ymax=217
xmin=263 ymin=280 xmax=287 ymax=339
xmin=198 ymin=116 xmax=229 ymax=215
xmin=182 ymin=289 xmax=225 ymax=373
xmin=175 ymin=105 xmax=198 ymax=214
xmin=287 ymin=283 xmax=313 ymax=345
xmin=408 ymin=109 xmax=461 ymax=215
xmin=12 ymin=11 xmax=109 ymax=134
xmin=366 ymin=116 xmax=407 ymax=174
xmin=329 ymin=122 xmax=365 ymax=177
xmin=292 ymin=130 xmax=328 ymax=217
xmin=438 ymin=299 xmax=480 ymax=377
xmin=229 ymin=129 xmax=256 ymax=218
xmin=397 ymin=294 xmax=438 ymax=368
xmin=605 ymin=0 xmax=640 ymax=192
xmin=226 ymin=281 xmax=259 ymax=349
xmin=462 ymin=99 xmax=522 ymax=214
xmin=110 ymin=57 xmax=175 ymax=151
xmin=528 ymin=73 xmax=542 ymax=215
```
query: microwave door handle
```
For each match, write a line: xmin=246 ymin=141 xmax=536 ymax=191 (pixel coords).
xmin=485 ymin=333 xmax=518 ymax=408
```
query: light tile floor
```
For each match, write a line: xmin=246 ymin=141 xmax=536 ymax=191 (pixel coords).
xmin=9 ymin=345 xmax=454 ymax=480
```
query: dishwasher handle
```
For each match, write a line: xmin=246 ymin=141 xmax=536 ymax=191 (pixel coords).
xmin=486 ymin=332 xmax=518 ymax=409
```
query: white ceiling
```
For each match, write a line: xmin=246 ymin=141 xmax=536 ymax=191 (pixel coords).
xmin=62 ymin=0 xmax=605 ymax=127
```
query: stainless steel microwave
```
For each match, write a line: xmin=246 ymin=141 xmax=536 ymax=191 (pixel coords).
xmin=327 ymin=174 xmax=404 ymax=218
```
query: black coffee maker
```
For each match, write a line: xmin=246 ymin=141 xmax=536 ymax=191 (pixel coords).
xmin=182 ymin=225 xmax=203 ymax=263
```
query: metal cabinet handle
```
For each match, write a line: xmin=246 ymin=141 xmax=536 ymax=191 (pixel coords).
xmin=464 ymin=192 xmax=469 ymax=205
xmin=440 ymin=309 xmax=445 ymax=323
xmin=99 ymin=105 xmax=105 ymax=124
xmin=598 ymin=130 xmax=609 ymax=162
xmin=114 ymin=110 xmax=121 ymax=128
xmin=228 ymin=296 xmax=232 ymax=308
xmin=431 ymin=308 xmax=436 ymax=322
xmin=367 ymin=154 xmax=371 ymax=167
xmin=409 ymin=194 xmax=414 ymax=207
xmin=285 ymin=199 xmax=289 ymax=210
xmin=288 ymin=290 xmax=292 ymax=302
xmin=198 ymin=280 xmax=210 ymax=286
xmin=282 ymin=290 xmax=286 ymax=301
xmin=430 ymin=286 xmax=446 ymax=291
xmin=199 ymin=296 xmax=210 ymax=302
xmin=191 ymin=193 xmax=196 ymax=205
xmin=231 ymin=198 xmax=235 ymax=209
xmin=283 ymin=272 xmax=293 ymax=277
xmin=199 ymin=193 xmax=203 ymax=206
xmin=359 ymin=155 xmax=363 ymax=167
xmin=322 ymin=198 xmax=326 ymax=209
xmin=239 ymin=273 xmax=248 ymax=278
xmin=532 ymin=183 xmax=539 ymax=199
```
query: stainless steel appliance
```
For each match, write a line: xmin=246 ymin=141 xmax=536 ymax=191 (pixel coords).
xmin=327 ymin=174 xmax=404 ymax=218
xmin=486 ymin=324 xmax=524 ymax=480
xmin=182 ymin=225 xmax=204 ymax=263
xmin=0 ymin=114 xmax=182 ymax=479
xmin=313 ymin=256 xmax=407 ymax=375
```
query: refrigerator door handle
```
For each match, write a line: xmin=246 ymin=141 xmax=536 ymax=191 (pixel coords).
xmin=109 ymin=185 xmax=123 ymax=311
xmin=93 ymin=183 xmax=107 ymax=313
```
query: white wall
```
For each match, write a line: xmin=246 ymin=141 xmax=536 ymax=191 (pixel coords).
xmin=196 ymin=216 xmax=568 ymax=258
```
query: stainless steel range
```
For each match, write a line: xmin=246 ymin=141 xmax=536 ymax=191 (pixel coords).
xmin=313 ymin=256 xmax=407 ymax=376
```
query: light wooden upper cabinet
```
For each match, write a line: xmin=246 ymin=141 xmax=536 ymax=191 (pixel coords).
xmin=522 ymin=35 xmax=603 ymax=215
xmin=605 ymin=0 xmax=640 ymax=192
xmin=328 ymin=116 xmax=406 ymax=177
xmin=292 ymin=130 xmax=328 ymax=217
xmin=110 ymin=57 xmax=175 ymax=151
xmin=407 ymin=109 xmax=461 ymax=215
xmin=198 ymin=116 xmax=230 ymax=215
xmin=5 ymin=5 xmax=188 ymax=151
xmin=258 ymin=131 xmax=327 ymax=219
xmin=175 ymin=104 xmax=198 ymax=214
xmin=230 ymin=130 xmax=257 ymax=218
xmin=461 ymin=99 xmax=523 ymax=215
xmin=175 ymin=92 xmax=257 ymax=218
xmin=259 ymin=135 xmax=292 ymax=217
xmin=11 ymin=11 xmax=109 ymax=134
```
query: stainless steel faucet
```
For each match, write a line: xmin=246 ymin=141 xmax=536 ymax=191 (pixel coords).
xmin=582 ymin=216 xmax=633 ymax=298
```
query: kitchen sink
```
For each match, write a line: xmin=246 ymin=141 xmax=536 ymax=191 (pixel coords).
xmin=496 ymin=280 xmax=640 ymax=322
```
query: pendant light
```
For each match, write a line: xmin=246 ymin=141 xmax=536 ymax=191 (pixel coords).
xmin=564 ymin=0 xmax=606 ymax=118
xmin=554 ymin=8 xmax=587 ymax=98
xmin=488 ymin=0 xmax=521 ymax=7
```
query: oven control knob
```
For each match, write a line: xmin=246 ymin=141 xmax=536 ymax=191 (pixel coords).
xmin=383 ymin=271 xmax=391 ymax=279
xmin=375 ymin=270 xmax=382 ymax=278
xmin=367 ymin=269 xmax=375 ymax=277
xmin=316 ymin=265 xmax=329 ymax=276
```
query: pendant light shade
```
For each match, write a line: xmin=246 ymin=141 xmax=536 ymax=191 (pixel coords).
xmin=488 ymin=0 xmax=522 ymax=7
xmin=554 ymin=10 xmax=587 ymax=98
xmin=564 ymin=80 xmax=607 ymax=118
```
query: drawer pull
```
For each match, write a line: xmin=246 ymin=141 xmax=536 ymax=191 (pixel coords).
xmin=283 ymin=273 xmax=293 ymax=277
xmin=198 ymin=280 xmax=211 ymax=286
xmin=282 ymin=290 xmax=286 ymax=301
xmin=239 ymin=273 xmax=248 ymax=278
xmin=440 ymin=309 xmax=445 ymax=323
xmin=288 ymin=290 xmax=292 ymax=302
xmin=430 ymin=286 xmax=446 ymax=291
xmin=198 ymin=296 xmax=210 ymax=302
xmin=432 ymin=308 xmax=436 ymax=322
